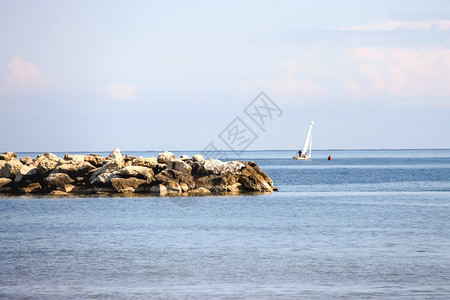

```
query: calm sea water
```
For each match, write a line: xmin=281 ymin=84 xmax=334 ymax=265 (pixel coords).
xmin=1 ymin=149 xmax=450 ymax=299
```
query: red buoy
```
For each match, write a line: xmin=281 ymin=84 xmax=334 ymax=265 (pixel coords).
xmin=328 ymin=155 xmax=332 ymax=160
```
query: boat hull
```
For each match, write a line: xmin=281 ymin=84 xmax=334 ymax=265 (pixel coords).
xmin=292 ymin=155 xmax=311 ymax=160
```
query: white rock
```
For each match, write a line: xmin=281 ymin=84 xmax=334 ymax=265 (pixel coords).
xmin=203 ymin=159 xmax=225 ymax=175
xmin=157 ymin=151 xmax=175 ymax=164
xmin=192 ymin=154 xmax=205 ymax=163
xmin=132 ymin=156 xmax=158 ymax=168
xmin=0 ymin=159 xmax=23 ymax=179
xmin=91 ymin=172 xmax=119 ymax=185
xmin=64 ymin=154 xmax=86 ymax=162
xmin=106 ymin=147 xmax=123 ymax=161
xmin=14 ymin=165 xmax=38 ymax=183
xmin=116 ymin=166 xmax=154 ymax=179
xmin=90 ymin=160 xmax=123 ymax=182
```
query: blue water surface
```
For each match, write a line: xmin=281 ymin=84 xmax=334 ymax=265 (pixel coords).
xmin=1 ymin=149 xmax=450 ymax=299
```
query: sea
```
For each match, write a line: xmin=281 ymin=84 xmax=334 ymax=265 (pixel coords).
xmin=1 ymin=149 xmax=449 ymax=299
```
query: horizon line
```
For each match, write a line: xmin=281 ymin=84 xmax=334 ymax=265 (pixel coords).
xmin=10 ymin=148 xmax=450 ymax=154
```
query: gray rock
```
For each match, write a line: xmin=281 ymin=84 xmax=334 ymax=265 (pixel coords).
xmin=166 ymin=159 xmax=192 ymax=173
xmin=45 ymin=173 xmax=74 ymax=191
xmin=154 ymin=169 xmax=195 ymax=190
xmin=111 ymin=177 xmax=146 ymax=193
xmin=91 ymin=172 xmax=119 ymax=185
xmin=148 ymin=184 xmax=167 ymax=194
xmin=194 ymin=175 xmax=228 ymax=192
xmin=90 ymin=160 xmax=123 ymax=182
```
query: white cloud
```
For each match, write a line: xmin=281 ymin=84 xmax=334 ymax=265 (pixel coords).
xmin=236 ymin=55 xmax=325 ymax=102
xmin=107 ymin=84 xmax=137 ymax=99
xmin=343 ymin=47 xmax=450 ymax=105
xmin=1 ymin=56 xmax=48 ymax=96
xmin=269 ymin=75 xmax=326 ymax=98
xmin=340 ymin=20 xmax=450 ymax=31
xmin=237 ymin=47 xmax=450 ymax=107
xmin=437 ymin=20 xmax=450 ymax=31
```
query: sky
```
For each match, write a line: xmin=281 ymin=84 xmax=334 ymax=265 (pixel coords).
xmin=1 ymin=0 xmax=450 ymax=152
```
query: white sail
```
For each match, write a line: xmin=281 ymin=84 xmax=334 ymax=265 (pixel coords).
xmin=301 ymin=120 xmax=314 ymax=156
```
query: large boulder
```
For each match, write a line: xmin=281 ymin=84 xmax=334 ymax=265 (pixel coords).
xmin=45 ymin=173 xmax=75 ymax=191
xmin=194 ymin=175 xmax=228 ymax=193
xmin=157 ymin=151 xmax=175 ymax=164
xmin=36 ymin=153 xmax=63 ymax=175
xmin=132 ymin=156 xmax=158 ymax=168
xmin=202 ymin=159 xmax=224 ymax=175
xmin=194 ymin=159 xmax=245 ymax=176
xmin=166 ymin=159 xmax=192 ymax=173
xmin=154 ymin=169 xmax=195 ymax=190
xmin=90 ymin=149 xmax=125 ymax=183
xmin=64 ymin=154 xmax=86 ymax=163
xmin=0 ymin=152 xmax=17 ymax=161
xmin=84 ymin=154 xmax=105 ymax=167
xmin=238 ymin=162 xmax=273 ymax=192
xmin=222 ymin=161 xmax=246 ymax=175
xmin=246 ymin=161 xmax=274 ymax=188
xmin=180 ymin=155 xmax=190 ymax=161
xmin=0 ymin=158 xmax=23 ymax=179
xmin=51 ymin=161 xmax=95 ymax=180
xmin=14 ymin=165 xmax=38 ymax=183
xmin=110 ymin=177 xmax=146 ymax=193
xmin=192 ymin=154 xmax=205 ymax=163
xmin=115 ymin=166 xmax=154 ymax=180
xmin=91 ymin=172 xmax=119 ymax=185
xmin=106 ymin=147 xmax=124 ymax=163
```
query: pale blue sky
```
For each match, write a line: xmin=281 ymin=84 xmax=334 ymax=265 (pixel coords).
xmin=1 ymin=0 xmax=449 ymax=152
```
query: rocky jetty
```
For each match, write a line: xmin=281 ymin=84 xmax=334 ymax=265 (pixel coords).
xmin=0 ymin=149 xmax=277 ymax=196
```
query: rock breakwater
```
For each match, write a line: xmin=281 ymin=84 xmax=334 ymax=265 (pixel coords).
xmin=0 ymin=149 xmax=277 ymax=196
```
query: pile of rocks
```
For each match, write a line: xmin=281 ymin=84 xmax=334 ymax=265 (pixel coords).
xmin=0 ymin=148 xmax=277 ymax=196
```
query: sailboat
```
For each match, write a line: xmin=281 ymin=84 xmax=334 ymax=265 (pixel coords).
xmin=293 ymin=120 xmax=314 ymax=160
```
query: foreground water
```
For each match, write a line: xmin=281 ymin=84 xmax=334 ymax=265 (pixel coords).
xmin=1 ymin=149 xmax=450 ymax=299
